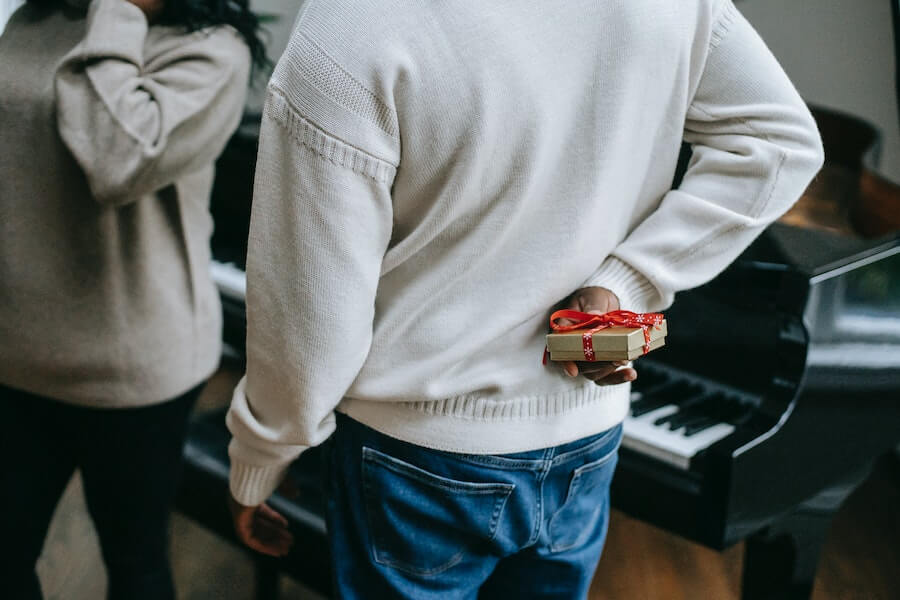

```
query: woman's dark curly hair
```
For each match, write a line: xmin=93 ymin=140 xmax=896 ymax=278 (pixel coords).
xmin=158 ymin=0 xmax=269 ymax=73
xmin=28 ymin=0 xmax=270 ymax=74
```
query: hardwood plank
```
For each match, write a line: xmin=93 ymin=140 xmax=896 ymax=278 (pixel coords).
xmin=590 ymin=510 xmax=743 ymax=600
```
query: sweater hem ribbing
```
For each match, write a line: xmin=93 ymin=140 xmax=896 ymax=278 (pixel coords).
xmin=337 ymin=382 xmax=631 ymax=455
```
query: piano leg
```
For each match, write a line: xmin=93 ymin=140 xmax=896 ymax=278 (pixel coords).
xmin=740 ymin=473 xmax=865 ymax=600
xmin=740 ymin=511 xmax=829 ymax=600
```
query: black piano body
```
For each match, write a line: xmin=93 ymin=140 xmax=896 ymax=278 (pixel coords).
xmin=615 ymin=223 xmax=900 ymax=598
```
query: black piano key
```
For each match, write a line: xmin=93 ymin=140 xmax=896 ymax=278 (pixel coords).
xmin=667 ymin=411 xmax=714 ymax=431
xmin=631 ymin=387 xmax=700 ymax=416
xmin=653 ymin=393 xmax=731 ymax=435
xmin=682 ymin=396 xmax=754 ymax=436
xmin=629 ymin=376 xmax=673 ymax=405
xmin=680 ymin=394 xmax=729 ymax=421
xmin=631 ymin=394 xmax=669 ymax=415
xmin=683 ymin=418 xmax=722 ymax=437
xmin=652 ymin=394 xmax=714 ymax=427
xmin=652 ymin=413 xmax=675 ymax=427
xmin=631 ymin=381 xmax=703 ymax=417
xmin=630 ymin=399 xmax=669 ymax=417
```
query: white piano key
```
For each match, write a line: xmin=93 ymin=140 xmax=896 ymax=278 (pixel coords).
xmin=622 ymin=404 xmax=735 ymax=471
xmin=209 ymin=260 xmax=247 ymax=301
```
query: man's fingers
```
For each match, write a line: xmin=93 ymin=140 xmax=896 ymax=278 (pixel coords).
xmin=258 ymin=503 xmax=289 ymax=527
xmin=575 ymin=361 xmax=619 ymax=376
xmin=252 ymin=518 xmax=294 ymax=545
xmin=584 ymin=367 xmax=617 ymax=382
xmin=561 ymin=360 xmax=630 ymax=378
xmin=229 ymin=497 xmax=295 ymax=557
xmin=561 ymin=361 xmax=579 ymax=377
xmin=255 ymin=512 xmax=288 ymax=530
xmin=246 ymin=511 xmax=294 ymax=557
xmin=592 ymin=367 xmax=637 ymax=386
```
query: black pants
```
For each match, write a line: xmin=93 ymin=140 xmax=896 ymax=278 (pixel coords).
xmin=0 ymin=383 xmax=201 ymax=600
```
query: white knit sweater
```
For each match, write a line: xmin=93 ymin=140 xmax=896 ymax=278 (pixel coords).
xmin=227 ymin=0 xmax=824 ymax=506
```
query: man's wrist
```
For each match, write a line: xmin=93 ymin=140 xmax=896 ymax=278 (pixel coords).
xmin=229 ymin=459 xmax=288 ymax=507
xmin=582 ymin=256 xmax=659 ymax=313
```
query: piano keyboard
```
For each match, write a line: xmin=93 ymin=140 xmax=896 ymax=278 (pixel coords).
xmin=209 ymin=259 xmax=755 ymax=472
xmin=623 ymin=363 xmax=758 ymax=470
xmin=210 ymin=260 xmax=247 ymax=301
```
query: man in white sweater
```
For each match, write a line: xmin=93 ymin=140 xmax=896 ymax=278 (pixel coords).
xmin=226 ymin=0 xmax=824 ymax=597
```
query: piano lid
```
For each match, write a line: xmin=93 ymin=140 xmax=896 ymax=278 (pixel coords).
xmin=754 ymin=223 xmax=900 ymax=281
xmin=650 ymin=222 xmax=900 ymax=395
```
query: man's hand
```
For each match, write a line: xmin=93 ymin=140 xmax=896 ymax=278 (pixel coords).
xmin=229 ymin=494 xmax=294 ymax=557
xmin=556 ymin=286 xmax=637 ymax=385
xmin=126 ymin=0 xmax=165 ymax=22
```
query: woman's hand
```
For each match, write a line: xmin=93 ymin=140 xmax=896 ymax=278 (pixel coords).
xmin=127 ymin=0 xmax=165 ymax=22
xmin=556 ymin=286 xmax=638 ymax=385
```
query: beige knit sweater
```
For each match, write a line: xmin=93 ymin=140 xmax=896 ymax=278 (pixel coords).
xmin=0 ymin=0 xmax=250 ymax=406
xmin=227 ymin=0 xmax=824 ymax=506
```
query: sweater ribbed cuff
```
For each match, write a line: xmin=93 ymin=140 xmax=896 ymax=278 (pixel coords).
xmin=229 ymin=458 xmax=290 ymax=507
xmin=81 ymin=0 xmax=148 ymax=64
xmin=582 ymin=256 xmax=661 ymax=314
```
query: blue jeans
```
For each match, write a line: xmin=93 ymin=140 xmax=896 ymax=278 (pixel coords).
xmin=324 ymin=413 xmax=623 ymax=599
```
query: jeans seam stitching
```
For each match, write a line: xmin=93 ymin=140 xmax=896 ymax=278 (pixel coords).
xmin=547 ymin=444 xmax=620 ymax=553
xmin=363 ymin=446 xmax=515 ymax=494
xmin=527 ymin=460 xmax=552 ymax=547
xmin=551 ymin=425 xmax=622 ymax=467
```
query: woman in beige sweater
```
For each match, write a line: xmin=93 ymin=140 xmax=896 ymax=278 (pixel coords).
xmin=0 ymin=0 xmax=263 ymax=597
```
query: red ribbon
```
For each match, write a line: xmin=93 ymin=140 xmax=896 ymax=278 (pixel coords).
xmin=548 ymin=309 xmax=665 ymax=362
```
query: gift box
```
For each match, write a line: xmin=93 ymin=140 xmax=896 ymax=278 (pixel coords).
xmin=545 ymin=310 xmax=667 ymax=362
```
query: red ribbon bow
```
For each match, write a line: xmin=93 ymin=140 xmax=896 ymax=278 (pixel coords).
xmin=547 ymin=309 xmax=665 ymax=362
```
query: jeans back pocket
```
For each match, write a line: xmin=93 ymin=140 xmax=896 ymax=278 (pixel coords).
xmin=362 ymin=446 xmax=514 ymax=576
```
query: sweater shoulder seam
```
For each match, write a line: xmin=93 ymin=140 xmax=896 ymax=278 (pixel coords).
xmin=266 ymin=87 xmax=397 ymax=184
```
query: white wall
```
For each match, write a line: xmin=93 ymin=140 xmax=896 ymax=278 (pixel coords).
xmin=255 ymin=0 xmax=300 ymax=65
xmin=738 ymin=0 xmax=899 ymax=182
xmin=250 ymin=0 xmax=900 ymax=183
xmin=247 ymin=0 xmax=305 ymax=112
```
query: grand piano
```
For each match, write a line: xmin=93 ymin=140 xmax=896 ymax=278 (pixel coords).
xmin=617 ymin=225 xmax=900 ymax=598
xmin=184 ymin=5 xmax=900 ymax=598
xmin=610 ymin=99 xmax=900 ymax=598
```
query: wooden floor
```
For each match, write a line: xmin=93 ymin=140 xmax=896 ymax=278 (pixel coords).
xmin=35 ymin=371 xmax=900 ymax=599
